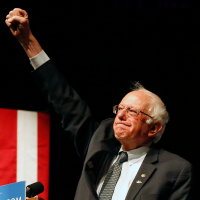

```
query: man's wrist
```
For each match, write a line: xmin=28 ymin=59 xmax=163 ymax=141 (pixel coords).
xmin=20 ymin=34 xmax=43 ymax=59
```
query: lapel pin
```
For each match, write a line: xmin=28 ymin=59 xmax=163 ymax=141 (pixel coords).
xmin=141 ymin=174 xmax=146 ymax=178
xmin=136 ymin=180 xmax=142 ymax=184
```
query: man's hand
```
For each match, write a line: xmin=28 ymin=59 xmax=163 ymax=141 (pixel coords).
xmin=5 ymin=8 xmax=32 ymax=42
xmin=5 ymin=8 xmax=42 ymax=58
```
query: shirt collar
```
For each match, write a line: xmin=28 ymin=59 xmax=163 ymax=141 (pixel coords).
xmin=119 ymin=145 xmax=150 ymax=162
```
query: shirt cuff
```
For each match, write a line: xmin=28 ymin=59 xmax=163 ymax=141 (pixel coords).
xmin=30 ymin=50 xmax=50 ymax=69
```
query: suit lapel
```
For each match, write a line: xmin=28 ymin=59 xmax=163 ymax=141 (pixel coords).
xmin=125 ymin=148 xmax=158 ymax=200
xmin=84 ymin=136 xmax=120 ymax=198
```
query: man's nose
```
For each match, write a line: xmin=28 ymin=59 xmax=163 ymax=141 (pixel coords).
xmin=117 ymin=109 xmax=127 ymax=120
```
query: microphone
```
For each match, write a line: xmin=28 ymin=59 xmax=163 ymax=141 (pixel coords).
xmin=26 ymin=182 xmax=44 ymax=197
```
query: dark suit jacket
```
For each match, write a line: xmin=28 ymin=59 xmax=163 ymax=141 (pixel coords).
xmin=32 ymin=60 xmax=193 ymax=200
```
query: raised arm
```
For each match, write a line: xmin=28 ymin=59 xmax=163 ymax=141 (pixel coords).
xmin=6 ymin=8 xmax=99 ymax=159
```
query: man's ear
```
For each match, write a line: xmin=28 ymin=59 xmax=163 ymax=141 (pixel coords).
xmin=148 ymin=122 xmax=163 ymax=137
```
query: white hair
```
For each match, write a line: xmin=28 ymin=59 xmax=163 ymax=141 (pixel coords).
xmin=132 ymin=82 xmax=169 ymax=143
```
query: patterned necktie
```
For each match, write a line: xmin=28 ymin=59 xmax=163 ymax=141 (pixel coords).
xmin=99 ymin=151 xmax=128 ymax=200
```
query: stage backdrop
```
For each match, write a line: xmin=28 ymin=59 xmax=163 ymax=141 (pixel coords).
xmin=0 ymin=108 xmax=50 ymax=200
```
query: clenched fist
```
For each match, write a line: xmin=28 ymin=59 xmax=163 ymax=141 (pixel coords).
xmin=5 ymin=8 xmax=42 ymax=58
xmin=5 ymin=8 xmax=32 ymax=42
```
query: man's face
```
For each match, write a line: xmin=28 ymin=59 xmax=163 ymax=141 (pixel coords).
xmin=113 ymin=91 xmax=154 ymax=150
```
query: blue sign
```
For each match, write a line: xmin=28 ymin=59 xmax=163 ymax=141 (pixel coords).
xmin=0 ymin=181 xmax=25 ymax=200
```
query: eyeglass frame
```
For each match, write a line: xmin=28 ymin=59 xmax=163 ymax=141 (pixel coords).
xmin=113 ymin=104 xmax=153 ymax=119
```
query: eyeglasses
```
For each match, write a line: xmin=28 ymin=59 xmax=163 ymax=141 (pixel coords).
xmin=113 ymin=104 xmax=153 ymax=119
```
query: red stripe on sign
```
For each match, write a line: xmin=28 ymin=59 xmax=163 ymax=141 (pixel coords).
xmin=37 ymin=112 xmax=50 ymax=200
xmin=0 ymin=108 xmax=17 ymax=186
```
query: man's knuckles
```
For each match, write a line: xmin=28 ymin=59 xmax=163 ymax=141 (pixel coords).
xmin=8 ymin=8 xmax=28 ymax=18
xmin=8 ymin=16 xmax=28 ymax=24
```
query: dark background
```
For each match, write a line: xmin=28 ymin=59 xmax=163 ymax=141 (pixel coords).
xmin=1 ymin=2 xmax=199 ymax=199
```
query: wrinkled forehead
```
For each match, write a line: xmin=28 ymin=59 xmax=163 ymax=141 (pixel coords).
xmin=120 ymin=91 xmax=152 ymax=111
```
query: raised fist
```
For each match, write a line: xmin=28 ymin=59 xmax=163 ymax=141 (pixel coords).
xmin=5 ymin=8 xmax=32 ymax=42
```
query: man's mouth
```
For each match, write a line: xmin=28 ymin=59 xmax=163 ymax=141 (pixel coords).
xmin=115 ymin=122 xmax=131 ymax=127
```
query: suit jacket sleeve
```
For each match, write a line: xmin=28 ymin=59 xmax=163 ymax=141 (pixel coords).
xmin=31 ymin=60 xmax=99 ymax=159
xmin=168 ymin=162 xmax=193 ymax=200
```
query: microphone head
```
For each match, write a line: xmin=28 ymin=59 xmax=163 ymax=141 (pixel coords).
xmin=26 ymin=182 xmax=44 ymax=197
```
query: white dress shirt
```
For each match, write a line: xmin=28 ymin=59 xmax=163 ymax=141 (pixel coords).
xmin=97 ymin=146 xmax=150 ymax=200
xmin=30 ymin=50 xmax=50 ymax=69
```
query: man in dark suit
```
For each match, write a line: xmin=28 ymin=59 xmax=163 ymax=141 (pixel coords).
xmin=6 ymin=8 xmax=193 ymax=200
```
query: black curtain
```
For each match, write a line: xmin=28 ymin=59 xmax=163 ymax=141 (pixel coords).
xmin=114 ymin=0 xmax=190 ymax=8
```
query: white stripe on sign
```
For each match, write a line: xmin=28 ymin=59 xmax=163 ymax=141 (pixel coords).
xmin=17 ymin=110 xmax=38 ymax=185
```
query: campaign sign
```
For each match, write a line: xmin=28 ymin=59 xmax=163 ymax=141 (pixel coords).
xmin=0 ymin=181 xmax=25 ymax=200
